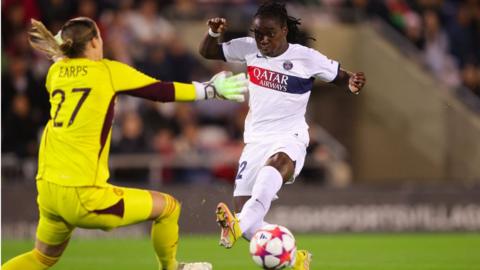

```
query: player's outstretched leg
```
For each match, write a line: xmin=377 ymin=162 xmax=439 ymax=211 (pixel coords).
xmin=215 ymin=202 xmax=242 ymax=248
xmin=177 ymin=262 xmax=213 ymax=270
xmin=292 ymin=250 xmax=312 ymax=270
xmin=151 ymin=193 xmax=182 ymax=270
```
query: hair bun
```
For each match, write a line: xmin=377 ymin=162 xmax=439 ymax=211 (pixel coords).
xmin=60 ymin=38 xmax=73 ymax=53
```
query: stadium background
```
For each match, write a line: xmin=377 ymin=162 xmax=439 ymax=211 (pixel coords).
xmin=2 ymin=0 xmax=480 ymax=269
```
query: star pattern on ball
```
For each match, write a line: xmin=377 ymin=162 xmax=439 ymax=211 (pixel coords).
xmin=254 ymin=242 xmax=271 ymax=257
xmin=269 ymin=226 xmax=286 ymax=241
xmin=277 ymin=247 xmax=292 ymax=266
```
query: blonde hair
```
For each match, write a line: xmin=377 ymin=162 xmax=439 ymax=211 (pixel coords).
xmin=28 ymin=19 xmax=63 ymax=60
xmin=28 ymin=17 xmax=98 ymax=60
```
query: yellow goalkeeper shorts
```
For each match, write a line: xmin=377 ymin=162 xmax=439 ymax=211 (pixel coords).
xmin=36 ymin=179 xmax=152 ymax=245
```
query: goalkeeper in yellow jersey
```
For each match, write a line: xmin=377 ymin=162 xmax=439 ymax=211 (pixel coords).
xmin=2 ymin=17 xmax=248 ymax=270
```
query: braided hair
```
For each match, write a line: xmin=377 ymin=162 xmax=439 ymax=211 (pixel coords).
xmin=254 ymin=1 xmax=314 ymax=44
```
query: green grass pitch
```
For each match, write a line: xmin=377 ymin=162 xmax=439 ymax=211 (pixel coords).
xmin=2 ymin=233 xmax=480 ymax=269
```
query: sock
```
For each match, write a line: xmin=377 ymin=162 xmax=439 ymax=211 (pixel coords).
xmin=238 ymin=166 xmax=283 ymax=237
xmin=242 ymin=219 xmax=271 ymax=240
xmin=2 ymin=249 xmax=59 ymax=270
xmin=151 ymin=193 xmax=181 ymax=270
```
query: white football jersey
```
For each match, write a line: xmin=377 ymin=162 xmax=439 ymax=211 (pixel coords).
xmin=222 ymin=37 xmax=339 ymax=144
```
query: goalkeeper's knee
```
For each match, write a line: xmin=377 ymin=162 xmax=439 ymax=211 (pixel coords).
xmin=155 ymin=193 xmax=181 ymax=223
xmin=2 ymin=248 xmax=60 ymax=270
xmin=32 ymin=249 xmax=60 ymax=268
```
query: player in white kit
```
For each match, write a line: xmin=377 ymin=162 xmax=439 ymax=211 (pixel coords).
xmin=199 ymin=2 xmax=366 ymax=269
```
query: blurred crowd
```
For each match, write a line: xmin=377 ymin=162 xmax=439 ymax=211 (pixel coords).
xmin=287 ymin=0 xmax=480 ymax=100
xmin=342 ymin=0 xmax=480 ymax=100
xmin=4 ymin=0 xmax=478 ymax=185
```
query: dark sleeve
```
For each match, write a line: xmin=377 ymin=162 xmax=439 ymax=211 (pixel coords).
xmin=119 ymin=81 xmax=175 ymax=102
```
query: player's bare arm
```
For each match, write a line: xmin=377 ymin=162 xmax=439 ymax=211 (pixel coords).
xmin=199 ymin=17 xmax=227 ymax=60
xmin=332 ymin=68 xmax=366 ymax=94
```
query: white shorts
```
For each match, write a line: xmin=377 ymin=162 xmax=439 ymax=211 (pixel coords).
xmin=233 ymin=137 xmax=307 ymax=197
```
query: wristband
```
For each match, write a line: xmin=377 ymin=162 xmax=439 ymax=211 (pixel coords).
xmin=192 ymin=81 xmax=216 ymax=100
xmin=349 ymin=84 xmax=360 ymax=95
xmin=208 ymin=28 xmax=221 ymax=38
xmin=204 ymin=82 xmax=216 ymax=99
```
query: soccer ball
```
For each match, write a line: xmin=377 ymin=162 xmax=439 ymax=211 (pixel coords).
xmin=249 ymin=224 xmax=296 ymax=269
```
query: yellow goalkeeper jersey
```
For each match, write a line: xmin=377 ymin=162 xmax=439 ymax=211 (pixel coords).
xmin=36 ymin=58 xmax=195 ymax=186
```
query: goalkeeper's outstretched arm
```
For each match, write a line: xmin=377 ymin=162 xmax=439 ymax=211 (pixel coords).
xmin=120 ymin=72 xmax=247 ymax=103
xmin=106 ymin=60 xmax=247 ymax=103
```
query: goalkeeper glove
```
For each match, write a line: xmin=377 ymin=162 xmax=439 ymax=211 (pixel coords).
xmin=194 ymin=71 xmax=248 ymax=102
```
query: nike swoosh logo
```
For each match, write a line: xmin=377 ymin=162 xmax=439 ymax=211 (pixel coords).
xmin=255 ymin=199 xmax=267 ymax=209
xmin=256 ymin=54 xmax=265 ymax=58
